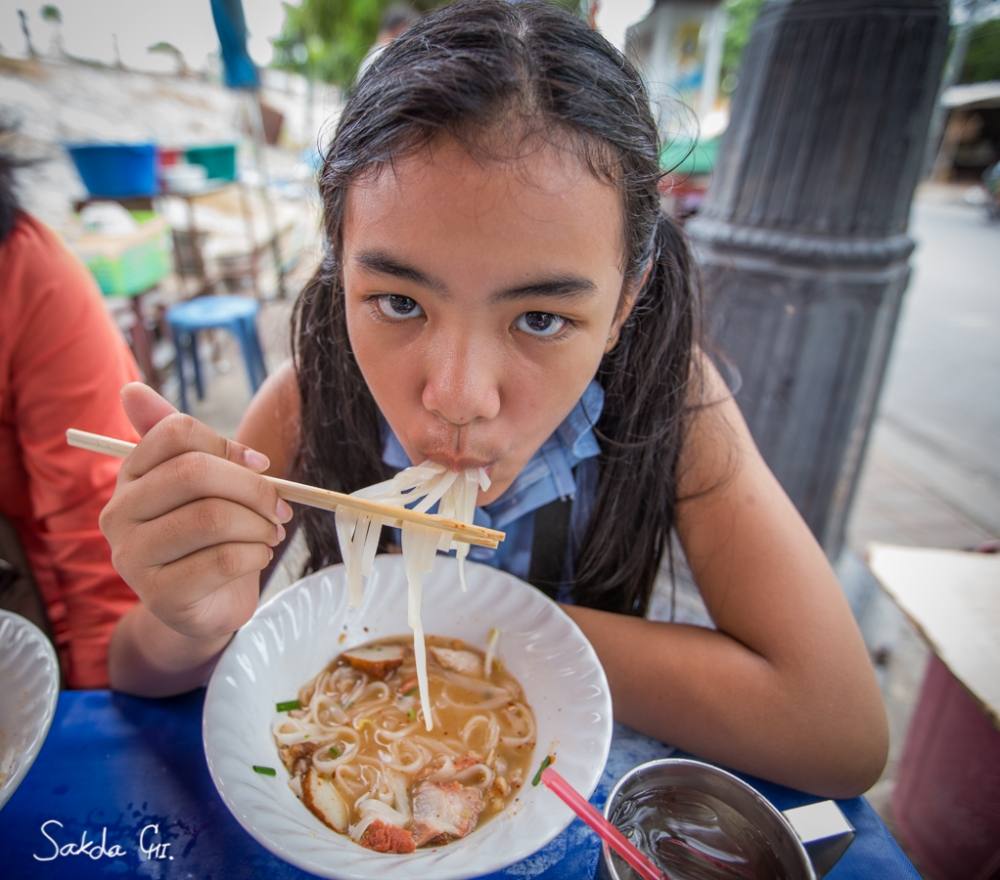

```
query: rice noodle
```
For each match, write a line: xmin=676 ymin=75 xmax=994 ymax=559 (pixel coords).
xmin=439 ymin=667 xmax=513 ymax=696
xmin=409 ymin=734 xmax=467 ymax=756
xmin=438 ymin=689 xmax=515 ymax=712
xmin=373 ymin=720 xmax=420 ymax=744
xmin=426 ymin=755 xmax=456 ymax=781
xmin=460 ymin=714 xmax=500 ymax=753
xmin=484 ymin=627 xmax=500 ymax=677
xmin=383 ymin=739 xmax=430 ymax=774
xmin=499 ymin=703 xmax=536 ymax=747
xmin=353 ymin=681 xmax=391 ymax=708
xmin=310 ymin=694 xmax=348 ymax=727
xmin=455 ymin=762 xmax=495 ymax=789
xmin=333 ymin=461 xmax=491 ymax=731
xmin=334 ymin=761 xmax=379 ymax=800
xmin=272 ymin=718 xmax=316 ymax=746
xmin=403 ymin=524 xmax=436 ymax=729
xmin=311 ymin=727 xmax=361 ymax=772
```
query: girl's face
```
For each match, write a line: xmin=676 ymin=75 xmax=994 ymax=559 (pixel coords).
xmin=342 ymin=135 xmax=637 ymax=504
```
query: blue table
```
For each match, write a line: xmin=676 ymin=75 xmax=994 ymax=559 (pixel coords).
xmin=0 ymin=690 xmax=918 ymax=878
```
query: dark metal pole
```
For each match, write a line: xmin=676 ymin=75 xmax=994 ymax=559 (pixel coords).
xmin=686 ymin=0 xmax=951 ymax=560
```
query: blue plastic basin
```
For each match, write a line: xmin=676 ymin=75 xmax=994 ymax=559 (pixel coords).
xmin=65 ymin=142 xmax=158 ymax=198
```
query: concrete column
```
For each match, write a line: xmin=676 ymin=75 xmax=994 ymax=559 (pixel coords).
xmin=686 ymin=0 xmax=950 ymax=559
xmin=698 ymin=5 xmax=726 ymax=121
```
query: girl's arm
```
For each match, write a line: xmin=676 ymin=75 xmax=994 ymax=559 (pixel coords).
xmin=107 ymin=609 xmax=234 ymax=697
xmin=107 ymin=363 xmax=301 ymax=695
xmin=563 ymin=358 xmax=888 ymax=798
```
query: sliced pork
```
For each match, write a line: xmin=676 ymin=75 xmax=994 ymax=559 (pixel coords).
xmin=302 ymin=768 xmax=349 ymax=833
xmin=410 ymin=779 xmax=485 ymax=847
xmin=360 ymin=819 xmax=416 ymax=854
xmin=342 ymin=644 xmax=405 ymax=678
xmin=429 ymin=646 xmax=483 ymax=677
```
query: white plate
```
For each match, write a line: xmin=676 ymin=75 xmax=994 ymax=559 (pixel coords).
xmin=0 ymin=610 xmax=60 ymax=810
xmin=203 ymin=554 xmax=613 ymax=879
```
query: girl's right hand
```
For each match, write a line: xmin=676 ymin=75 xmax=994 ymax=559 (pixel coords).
xmin=100 ymin=383 xmax=293 ymax=642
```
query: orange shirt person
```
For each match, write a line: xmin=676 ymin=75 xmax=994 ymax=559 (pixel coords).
xmin=0 ymin=206 xmax=141 ymax=688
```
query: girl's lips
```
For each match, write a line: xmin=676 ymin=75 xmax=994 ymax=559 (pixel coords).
xmin=409 ymin=434 xmax=503 ymax=474
xmin=424 ymin=454 xmax=495 ymax=473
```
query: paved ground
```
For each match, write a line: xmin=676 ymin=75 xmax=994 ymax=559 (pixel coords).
xmin=842 ymin=182 xmax=999 ymax=871
xmin=165 ymin=183 xmax=998 ymax=874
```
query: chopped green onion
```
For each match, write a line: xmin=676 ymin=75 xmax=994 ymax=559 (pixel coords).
xmin=407 ymin=708 xmax=416 ymax=722
xmin=328 ymin=746 xmax=341 ymax=758
xmin=253 ymin=765 xmax=277 ymax=777
xmin=275 ymin=699 xmax=301 ymax=712
xmin=403 ymin=687 xmax=418 ymax=697
xmin=531 ymin=755 xmax=554 ymax=787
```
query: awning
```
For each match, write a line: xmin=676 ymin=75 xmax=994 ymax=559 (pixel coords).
xmin=942 ymin=80 xmax=1000 ymax=110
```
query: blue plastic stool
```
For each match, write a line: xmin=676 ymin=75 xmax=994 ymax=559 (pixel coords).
xmin=166 ymin=296 xmax=267 ymax=413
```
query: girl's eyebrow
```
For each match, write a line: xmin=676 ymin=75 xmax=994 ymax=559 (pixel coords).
xmin=355 ymin=248 xmax=597 ymax=302
xmin=494 ymin=277 xmax=597 ymax=302
xmin=357 ymin=249 xmax=447 ymax=292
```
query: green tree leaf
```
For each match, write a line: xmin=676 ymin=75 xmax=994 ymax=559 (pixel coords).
xmin=721 ymin=0 xmax=764 ymax=95
xmin=960 ymin=17 xmax=1000 ymax=83
xmin=272 ymin=0 xmax=582 ymax=89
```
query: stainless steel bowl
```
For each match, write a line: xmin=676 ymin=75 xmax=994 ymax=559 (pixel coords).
xmin=597 ymin=758 xmax=854 ymax=880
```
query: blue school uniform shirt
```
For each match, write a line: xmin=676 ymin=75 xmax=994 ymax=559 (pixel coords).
xmin=381 ymin=381 xmax=604 ymax=591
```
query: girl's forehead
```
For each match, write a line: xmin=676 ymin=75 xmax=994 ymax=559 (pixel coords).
xmin=342 ymin=136 xmax=626 ymax=267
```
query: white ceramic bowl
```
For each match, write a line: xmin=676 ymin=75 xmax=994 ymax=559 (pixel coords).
xmin=0 ymin=610 xmax=60 ymax=810
xmin=204 ymin=554 xmax=613 ymax=879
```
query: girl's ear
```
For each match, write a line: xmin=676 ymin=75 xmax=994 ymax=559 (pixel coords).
xmin=606 ymin=259 xmax=652 ymax=353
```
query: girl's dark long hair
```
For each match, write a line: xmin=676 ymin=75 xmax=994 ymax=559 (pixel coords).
xmin=292 ymin=0 xmax=702 ymax=617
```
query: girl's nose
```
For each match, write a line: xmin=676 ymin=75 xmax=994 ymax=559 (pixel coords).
xmin=421 ymin=337 xmax=501 ymax=426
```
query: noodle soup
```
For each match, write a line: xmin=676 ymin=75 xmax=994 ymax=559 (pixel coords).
xmin=273 ymin=635 xmax=536 ymax=853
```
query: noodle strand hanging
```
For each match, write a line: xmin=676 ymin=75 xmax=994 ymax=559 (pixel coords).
xmin=333 ymin=462 xmax=491 ymax=731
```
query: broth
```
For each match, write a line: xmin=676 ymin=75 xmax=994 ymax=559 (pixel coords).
xmin=273 ymin=635 xmax=535 ymax=853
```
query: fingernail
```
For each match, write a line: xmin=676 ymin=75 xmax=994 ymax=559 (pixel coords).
xmin=243 ymin=448 xmax=270 ymax=471
xmin=276 ymin=499 xmax=293 ymax=522
xmin=267 ymin=546 xmax=274 ymax=562
xmin=275 ymin=523 xmax=286 ymax=544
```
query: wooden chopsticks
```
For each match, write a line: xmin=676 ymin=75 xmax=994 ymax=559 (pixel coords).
xmin=66 ymin=429 xmax=504 ymax=550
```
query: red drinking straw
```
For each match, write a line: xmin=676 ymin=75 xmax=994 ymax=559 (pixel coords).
xmin=540 ymin=766 xmax=669 ymax=880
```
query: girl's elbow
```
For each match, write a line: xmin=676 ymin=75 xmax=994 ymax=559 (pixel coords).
xmin=850 ymin=704 xmax=890 ymax=795
xmin=820 ymin=697 xmax=890 ymax=799
xmin=781 ymin=674 xmax=889 ymax=798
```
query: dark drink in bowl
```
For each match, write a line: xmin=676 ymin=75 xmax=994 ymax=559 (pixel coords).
xmin=599 ymin=759 xmax=854 ymax=880
xmin=608 ymin=786 xmax=788 ymax=879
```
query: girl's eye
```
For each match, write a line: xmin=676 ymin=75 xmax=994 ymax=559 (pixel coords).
xmin=375 ymin=294 xmax=424 ymax=321
xmin=514 ymin=311 xmax=567 ymax=338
